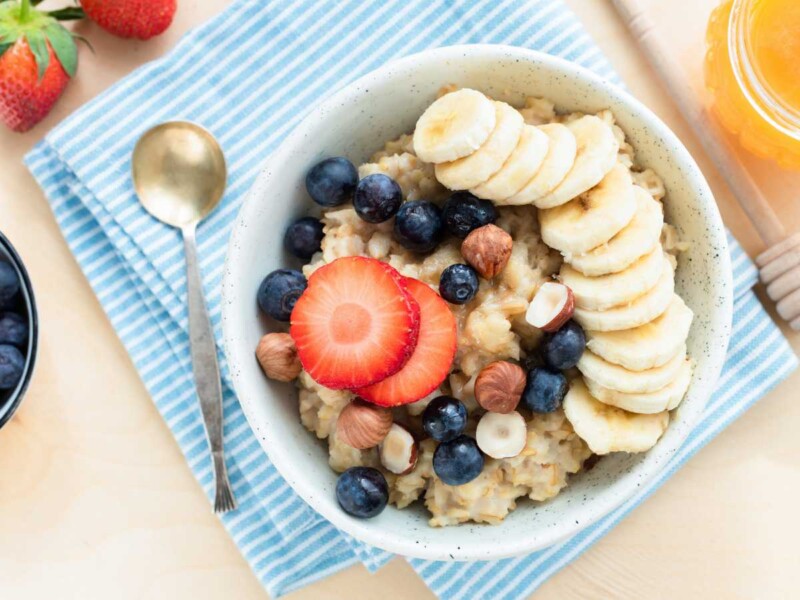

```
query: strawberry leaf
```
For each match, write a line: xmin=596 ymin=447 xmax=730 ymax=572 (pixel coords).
xmin=44 ymin=21 xmax=76 ymax=77
xmin=0 ymin=42 xmax=11 ymax=60
xmin=25 ymin=29 xmax=49 ymax=80
xmin=46 ymin=7 xmax=85 ymax=21
xmin=72 ymin=33 xmax=93 ymax=53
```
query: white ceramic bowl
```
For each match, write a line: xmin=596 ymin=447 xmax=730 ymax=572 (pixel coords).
xmin=222 ymin=45 xmax=733 ymax=561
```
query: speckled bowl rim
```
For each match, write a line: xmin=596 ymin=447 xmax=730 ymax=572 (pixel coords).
xmin=222 ymin=44 xmax=733 ymax=561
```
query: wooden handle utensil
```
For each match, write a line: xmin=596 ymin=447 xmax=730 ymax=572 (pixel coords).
xmin=611 ymin=0 xmax=800 ymax=330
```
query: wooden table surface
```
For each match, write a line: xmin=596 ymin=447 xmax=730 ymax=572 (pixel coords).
xmin=1 ymin=1 xmax=799 ymax=598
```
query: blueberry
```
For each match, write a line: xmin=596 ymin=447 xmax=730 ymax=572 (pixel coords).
xmin=393 ymin=200 xmax=443 ymax=253
xmin=441 ymin=192 xmax=498 ymax=239
xmin=0 ymin=262 xmax=19 ymax=309
xmin=433 ymin=435 xmax=484 ymax=486
xmin=0 ymin=344 xmax=24 ymax=390
xmin=0 ymin=313 xmax=27 ymax=348
xmin=336 ymin=466 xmax=389 ymax=518
xmin=439 ymin=264 xmax=478 ymax=305
xmin=257 ymin=269 xmax=307 ymax=321
xmin=353 ymin=174 xmax=403 ymax=223
xmin=541 ymin=320 xmax=586 ymax=370
xmin=305 ymin=157 xmax=358 ymax=207
xmin=422 ymin=395 xmax=467 ymax=442
xmin=522 ymin=367 xmax=567 ymax=413
xmin=283 ymin=217 xmax=324 ymax=260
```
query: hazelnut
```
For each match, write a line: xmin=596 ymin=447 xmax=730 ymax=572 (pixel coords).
xmin=525 ymin=282 xmax=575 ymax=332
xmin=336 ymin=399 xmax=393 ymax=449
xmin=461 ymin=224 xmax=513 ymax=279
xmin=256 ymin=333 xmax=301 ymax=382
xmin=379 ymin=423 xmax=418 ymax=475
xmin=474 ymin=361 xmax=526 ymax=413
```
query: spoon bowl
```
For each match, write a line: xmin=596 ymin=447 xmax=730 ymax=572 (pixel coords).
xmin=132 ymin=121 xmax=227 ymax=228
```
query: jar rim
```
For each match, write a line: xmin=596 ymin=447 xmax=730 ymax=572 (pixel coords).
xmin=729 ymin=0 xmax=800 ymax=140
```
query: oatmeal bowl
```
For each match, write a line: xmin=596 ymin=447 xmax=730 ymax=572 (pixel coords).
xmin=221 ymin=44 xmax=732 ymax=561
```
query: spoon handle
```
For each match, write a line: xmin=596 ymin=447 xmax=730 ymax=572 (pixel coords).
xmin=182 ymin=222 xmax=237 ymax=513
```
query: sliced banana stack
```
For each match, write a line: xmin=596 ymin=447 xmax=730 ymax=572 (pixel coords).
xmin=584 ymin=359 xmax=693 ymax=415
xmin=560 ymin=246 xmax=666 ymax=311
xmin=415 ymin=88 xmax=583 ymax=205
xmin=470 ymin=125 xmax=550 ymax=201
xmin=503 ymin=123 xmax=577 ymax=206
xmin=539 ymin=164 xmax=637 ymax=255
xmin=413 ymin=89 xmax=697 ymax=455
xmin=566 ymin=186 xmax=664 ymax=275
xmin=578 ymin=347 xmax=687 ymax=395
xmin=563 ymin=379 xmax=670 ymax=455
xmin=585 ymin=295 xmax=694 ymax=371
xmin=572 ymin=256 xmax=676 ymax=332
xmin=533 ymin=114 xmax=620 ymax=209
xmin=434 ymin=100 xmax=525 ymax=190
xmin=413 ymin=88 xmax=497 ymax=163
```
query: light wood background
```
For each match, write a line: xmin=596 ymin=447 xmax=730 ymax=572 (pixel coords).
xmin=1 ymin=1 xmax=799 ymax=598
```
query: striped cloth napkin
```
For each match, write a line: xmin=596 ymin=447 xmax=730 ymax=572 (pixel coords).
xmin=25 ymin=0 xmax=798 ymax=597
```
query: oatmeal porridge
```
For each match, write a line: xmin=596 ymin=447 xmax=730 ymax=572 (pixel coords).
xmin=254 ymin=87 xmax=693 ymax=525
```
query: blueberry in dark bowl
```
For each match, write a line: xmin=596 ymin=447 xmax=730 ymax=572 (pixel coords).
xmin=441 ymin=191 xmax=498 ymax=239
xmin=0 ymin=232 xmax=37 ymax=430
xmin=0 ymin=312 xmax=27 ymax=348
xmin=305 ymin=157 xmax=358 ymax=207
xmin=439 ymin=263 xmax=478 ymax=305
xmin=0 ymin=261 xmax=19 ymax=309
xmin=393 ymin=200 xmax=443 ymax=252
xmin=0 ymin=345 xmax=24 ymax=390
xmin=522 ymin=367 xmax=567 ymax=413
xmin=541 ymin=320 xmax=586 ymax=370
xmin=336 ymin=466 xmax=389 ymax=518
xmin=354 ymin=173 xmax=403 ymax=223
xmin=433 ymin=434 xmax=484 ymax=486
xmin=422 ymin=395 xmax=467 ymax=442
xmin=283 ymin=217 xmax=324 ymax=260
xmin=257 ymin=269 xmax=307 ymax=322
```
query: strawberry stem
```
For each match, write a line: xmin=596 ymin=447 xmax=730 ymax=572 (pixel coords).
xmin=19 ymin=0 xmax=32 ymax=23
xmin=47 ymin=7 xmax=86 ymax=21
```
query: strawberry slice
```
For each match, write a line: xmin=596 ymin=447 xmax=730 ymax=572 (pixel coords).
xmin=290 ymin=257 xmax=420 ymax=390
xmin=356 ymin=278 xmax=457 ymax=407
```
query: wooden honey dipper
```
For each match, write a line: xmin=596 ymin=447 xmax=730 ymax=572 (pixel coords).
xmin=612 ymin=0 xmax=800 ymax=330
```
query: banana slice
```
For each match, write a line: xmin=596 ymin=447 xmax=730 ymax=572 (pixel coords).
xmin=563 ymin=379 xmax=669 ymax=454
xmin=586 ymin=294 xmax=694 ymax=370
xmin=566 ymin=186 xmax=664 ymax=276
xmin=577 ymin=346 xmax=686 ymax=394
xmin=534 ymin=115 xmax=620 ymax=209
xmin=573 ymin=257 xmax=675 ymax=331
xmin=503 ymin=123 xmax=577 ymax=206
xmin=470 ymin=125 xmax=549 ymax=201
xmin=435 ymin=101 xmax=524 ymax=190
xmin=584 ymin=359 xmax=693 ymax=414
xmin=560 ymin=246 xmax=666 ymax=311
xmin=539 ymin=163 xmax=636 ymax=255
xmin=413 ymin=89 xmax=497 ymax=163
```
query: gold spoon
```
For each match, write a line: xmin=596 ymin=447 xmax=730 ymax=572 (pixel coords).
xmin=132 ymin=121 xmax=236 ymax=513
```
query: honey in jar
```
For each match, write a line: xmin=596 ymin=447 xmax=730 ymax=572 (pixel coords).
xmin=706 ymin=0 xmax=800 ymax=169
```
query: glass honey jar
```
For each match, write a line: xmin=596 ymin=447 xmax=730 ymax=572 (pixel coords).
xmin=706 ymin=0 xmax=800 ymax=169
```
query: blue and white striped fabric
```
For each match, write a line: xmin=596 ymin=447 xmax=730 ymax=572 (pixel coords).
xmin=24 ymin=0 xmax=798 ymax=597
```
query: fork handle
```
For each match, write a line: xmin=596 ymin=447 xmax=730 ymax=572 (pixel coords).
xmin=183 ymin=221 xmax=237 ymax=512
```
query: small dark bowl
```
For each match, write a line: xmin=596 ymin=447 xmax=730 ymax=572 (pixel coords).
xmin=0 ymin=231 xmax=38 ymax=428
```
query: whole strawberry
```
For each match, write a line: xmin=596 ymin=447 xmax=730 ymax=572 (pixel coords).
xmin=80 ymin=0 xmax=177 ymax=40
xmin=0 ymin=0 xmax=78 ymax=132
